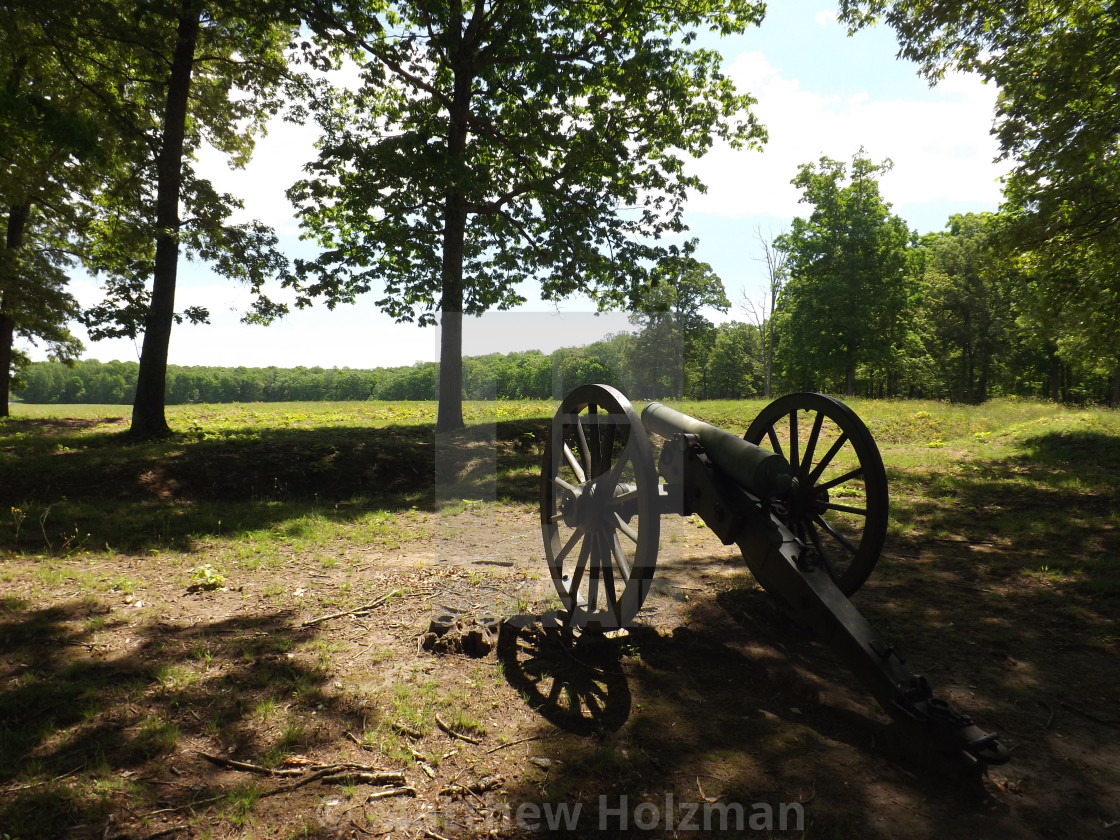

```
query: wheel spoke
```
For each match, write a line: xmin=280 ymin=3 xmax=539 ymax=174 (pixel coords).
xmin=546 ymin=677 xmax=564 ymax=703
xmin=599 ymin=439 xmax=633 ymax=495
xmin=610 ymin=532 xmax=632 ymax=582
xmin=765 ymin=424 xmax=785 ymax=460
xmin=563 ymin=443 xmax=586 ymax=483
xmin=587 ymin=404 xmax=602 ymax=476
xmin=789 ymin=410 xmax=800 ymax=474
xmin=567 ymin=534 xmax=592 ymax=602
xmin=553 ymin=475 xmax=579 ymax=495
xmin=813 ymin=513 xmax=861 ymax=556
xmin=801 ymin=411 xmax=825 ymax=481
xmin=808 ymin=432 xmax=849 ymax=484
xmin=614 ymin=512 xmax=638 ymax=544
xmin=805 ymin=521 xmax=839 ymax=580
xmin=575 ymin=417 xmax=592 ymax=475
xmin=610 ymin=487 xmax=638 ymax=506
xmin=553 ymin=527 xmax=584 ymax=565
xmin=822 ymin=501 xmax=868 ymax=516
xmin=601 ymin=417 xmax=617 ymax=479
xmin=586 ymin=534 xmax=600 ymax=613
xmin=817 ymin=466 xmax=864 ymax=493
xmin=598 ymin=531 xmax=621 ymax=625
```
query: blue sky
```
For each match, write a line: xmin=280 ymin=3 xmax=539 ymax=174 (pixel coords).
xmin=54 ymin=1 xmax=1009 ymax=370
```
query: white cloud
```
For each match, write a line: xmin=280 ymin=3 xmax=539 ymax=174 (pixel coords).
xmin=686 ymin=51 xmax=1010 ymax=227
xmin=814 ymin=9 xmax=838 ymax=26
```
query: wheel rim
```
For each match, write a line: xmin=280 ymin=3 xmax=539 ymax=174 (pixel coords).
xmin=744 ymin=393 xmax=888 ymax=596
xmin=540 ymin=384 xmax=659 ymax=629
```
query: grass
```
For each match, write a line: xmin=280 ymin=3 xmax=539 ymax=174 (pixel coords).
xmin=4 ymin=395 xmax=1118 ymax=594
xmin=1 ymin=400 xmax=552 ymax=557
xmin=5 ymin=395 xmax=1117 ymax=606
xmin=2 ymin=396 xmax=1119 ymax=837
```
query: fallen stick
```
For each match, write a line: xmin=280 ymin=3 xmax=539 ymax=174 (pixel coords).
xmin=259 ymin=768 xmax=338 ymax=797
xmin=302 ymin=590 xmax=403 ymax=627
xmin=347 ymin=731 xmax=373 ymax=750
xmin=391 ymin=721 xmax=423 ymax=739
xmin=439 ymin=775 xmax=503 ymax=797
xmin=483 ymin=735 xmax=540 ymax=755
xmin=435 ymin=713 xmax=483 ymax=744
xmin=107 ymin=825 xmax=189 ymax=840
xmin=197 ymin=752 xmax=303 ymax=776
xmin=320 ymin=771 xmax=407 ymax=786
xmin=366 ymin=785 xmax=417 ymax=801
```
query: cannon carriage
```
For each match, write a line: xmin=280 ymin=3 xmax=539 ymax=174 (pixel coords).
xmin=539 ymin=383 xmax=1011 ymax=766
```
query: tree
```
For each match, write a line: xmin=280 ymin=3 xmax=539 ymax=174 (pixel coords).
xmin=838 ymin=0 xmax=1120 ymax=401
xmin=291 ymin=0 xmax=766 ymax=431
xmin=704 ymin=321 xmax=762 ymax=398
xmin=630 ymin=248 xmax=729 ymax=398
xmin=775 ymin=150 xmax=913 ymax=396
xmin=69 ymin=0 xmax=298 ymax=437
xmin=0 ymin=213 xmax=83 ymax=415
xmin=742 ymin=226 xmax=787 ymax=398
xmin=0 ymin=0 xmax=108 ymax=416
xmin=918 ymin=213 xmax=1011 ymax=402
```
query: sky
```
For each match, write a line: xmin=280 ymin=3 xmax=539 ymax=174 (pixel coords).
xmin=47 ymin=0 xmax=1010 ymax=371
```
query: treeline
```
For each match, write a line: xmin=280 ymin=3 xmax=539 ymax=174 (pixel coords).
xmin=14 ymin=321 xmax=766 ymax=405
xmin=18 ymin=283 xmax=1118 ymax=406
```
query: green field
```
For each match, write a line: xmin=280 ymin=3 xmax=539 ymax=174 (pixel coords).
xmin=4 ymin=396 xmax=1118 ymax=591
xmin=2 ymin=397 xmax=1119 ymax=837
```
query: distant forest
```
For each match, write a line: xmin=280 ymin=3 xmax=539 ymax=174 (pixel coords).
xmin=15 ymin=302 xmax=1112 ymax=405
xmin=16 ymin=328 xmax=758 ymax=404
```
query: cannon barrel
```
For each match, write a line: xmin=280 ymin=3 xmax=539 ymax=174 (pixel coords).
xmin=641 ymin=402 xmax=793 ymax=500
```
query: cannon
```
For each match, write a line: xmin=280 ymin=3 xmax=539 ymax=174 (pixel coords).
xmin=539 ymin=383 xmax=1011 ymax=766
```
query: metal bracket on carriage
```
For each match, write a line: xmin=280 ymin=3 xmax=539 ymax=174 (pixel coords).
xmin=656 ymin=431 xmax=783 ymax=548
xmin=893 ymin=674 xmax=1012 ymax=764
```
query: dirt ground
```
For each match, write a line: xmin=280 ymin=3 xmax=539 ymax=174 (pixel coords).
xmin=2 ymin=496 xmax=1119 ymax=840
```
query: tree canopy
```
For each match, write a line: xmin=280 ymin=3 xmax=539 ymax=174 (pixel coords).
xmin=775 ymin=150 xmax=913 ymax=395
xmin=838 ymin=0 xmax=1120 ymax=400
xmin=48 ymin=0 xmax=301 ymax=437
xmin=289 ymin=0 xmax=766 ymax=430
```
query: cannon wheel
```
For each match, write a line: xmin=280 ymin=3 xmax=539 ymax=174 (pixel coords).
xmin=744 ymin=393 xmax=888 ymax=596
xmin=541 ymin=384 xmax=660 ymax=630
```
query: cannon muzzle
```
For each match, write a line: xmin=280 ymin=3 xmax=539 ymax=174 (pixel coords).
xmin=641 ymin=402 xmax=793 ymax=500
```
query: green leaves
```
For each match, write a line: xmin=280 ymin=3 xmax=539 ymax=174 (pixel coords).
xmin=775 ymin=150 xmax=914 ymax=395
xmin=288 ymin=0 xmax=766 ymax=427
xmin=289 ymin=0 xmax=765 ymax=311
xmin=839 ymin=0 xmax=1120 ymax=399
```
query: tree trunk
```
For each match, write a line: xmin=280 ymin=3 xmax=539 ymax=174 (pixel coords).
xmin=435 ymin=37 xmax=473 ymax=433
xmin=437 ymin=241 xmax=465 ymax=433
xmin=0 ymin=312 xmax=13 ymax=419
xmin=129 ymin=0 xmax=201 ymax=439
xmin=1 ymin=202 xmax=31 ymax=418
xmin=1048 ymin=348 xmax=1061 ymax=402
xmin=764 ymin=327 xmax=773 ymax=398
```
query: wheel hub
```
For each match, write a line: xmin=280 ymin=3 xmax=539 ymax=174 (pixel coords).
xmin=786 ymin=476 xmax=828 ymax=523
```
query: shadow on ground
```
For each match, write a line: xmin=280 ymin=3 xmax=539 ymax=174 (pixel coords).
xmin=0 ymin=597 xmax=361 ymax=838
xmin=492 ymin=427 xmax=1119 ymax=838
xmin=0 ymin=418 xmax=551 ymax=553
